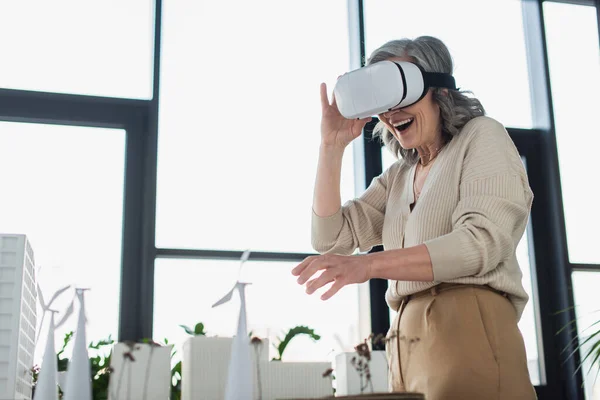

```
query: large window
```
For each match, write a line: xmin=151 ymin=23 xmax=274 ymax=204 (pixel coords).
xmin=156 ymin=0 xmax=355 ymax=253
xmin=544 ymin=2 xmax=600 ymax=265
xmin=363 ymin=0 xmax=533 ymax=129
xmin=0 ymin=122 xmax=126 ymax=363
xmin=0 ymin=0 xmax=154 ymax=98
xmin=153 ymin=0 xmax=362 ymax=362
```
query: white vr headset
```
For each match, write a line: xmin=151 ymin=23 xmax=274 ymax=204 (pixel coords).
xmin=333 ymin=60 xmax=457 ymax=120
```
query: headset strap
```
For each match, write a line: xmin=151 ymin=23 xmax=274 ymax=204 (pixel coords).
xmin=424 ymin=72 xmax=457 ymax=90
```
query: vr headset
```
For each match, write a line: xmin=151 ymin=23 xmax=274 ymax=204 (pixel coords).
xmin=333 ymin=60 xmax=457 ymax=120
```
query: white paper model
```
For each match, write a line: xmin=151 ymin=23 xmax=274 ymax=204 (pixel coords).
xmin=107 ymin=342 xmax=173 ymax=400
xmin=33 ymin=312 xmax=59 ymax=400
xmin=63 ymin=289 xmax=92 ymax=400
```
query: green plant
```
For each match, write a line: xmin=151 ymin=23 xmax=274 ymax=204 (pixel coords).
xmin=87 ymin=335 xmax=115 ymax=400
xmin=180 ymin=322 xmax=206 ymax=336
xmin=170 ymin=358 xmax=182 ymax=400
xmin=558 ymin=308 xmax=600 ymax=386
xmin=272 ymin=325 xmax=321 ymax=361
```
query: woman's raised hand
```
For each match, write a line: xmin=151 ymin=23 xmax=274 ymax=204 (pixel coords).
xmin=291 ymin=253 xmax=372 ymax=300
xmin=320 ymin=82 xmax=372 ymax=150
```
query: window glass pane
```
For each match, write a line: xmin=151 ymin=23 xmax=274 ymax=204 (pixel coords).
xmin=544 ymin=2 xmax=600 ymax=264
xmin=381 ymin=146 xmax=396 ymax=171
xmin=363 ymin=0 xmax=533 ymax=129
xmin=0 ymin=122 xmax=126 ymax=363
xmin=156 ymin=0 xmax=354 ymax=252
xmin=0 ymin=1 xmax=154 ymax=99
xmin=153 ymin=259 xmax=361 ymax=363
xmin=516 ymin=214 xmax=544 ymax=386
xmin=571 ymin=271 xmax=600 ymax=400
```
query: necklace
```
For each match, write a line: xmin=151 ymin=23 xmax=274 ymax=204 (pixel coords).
xmin=419 ymin=146 xmax=442 ymax=166
xmin=413 ymin=140 xmax=447 ymax=200
xmin=414 ymin=144 xmax=444 ymax=199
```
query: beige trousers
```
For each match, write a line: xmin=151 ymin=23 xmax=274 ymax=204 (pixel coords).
xmin=386 ymin=283 xmax=537 ymax=400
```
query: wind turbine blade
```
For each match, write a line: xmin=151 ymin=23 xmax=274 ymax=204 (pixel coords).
xmin=212 ymin=284 xmax=237 ymax=308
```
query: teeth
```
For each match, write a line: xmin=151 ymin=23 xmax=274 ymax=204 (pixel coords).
xmin=393 ymin=118 xmax=413 ymax=128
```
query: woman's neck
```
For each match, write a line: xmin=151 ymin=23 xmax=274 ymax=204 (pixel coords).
xmin=416 ymin=134 xmax=445 ymax=166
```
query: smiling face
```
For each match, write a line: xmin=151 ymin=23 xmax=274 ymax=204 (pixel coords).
xmin=378 ymin=57 xmax=443 ymax=150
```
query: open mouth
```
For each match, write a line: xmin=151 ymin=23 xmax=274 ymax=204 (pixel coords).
xmin=393 ymin=118 xmax=414 ymax=133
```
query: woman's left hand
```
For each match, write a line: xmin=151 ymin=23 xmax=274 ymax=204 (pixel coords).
xmin=291 ymin=254 xmax=372 ymax=300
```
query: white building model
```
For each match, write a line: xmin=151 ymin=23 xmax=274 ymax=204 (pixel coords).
xmin=0 ymin=234 xmax=37 ymax=400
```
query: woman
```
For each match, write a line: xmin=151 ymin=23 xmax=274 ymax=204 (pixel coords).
xmin=292 ymin=36 xmax=537 ymax=399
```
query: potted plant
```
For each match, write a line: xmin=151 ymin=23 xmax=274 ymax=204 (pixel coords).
xmin=107 ymin=339 xmax=173 ymax=400
xmin=321 ymin=332 xmax=425 ymax=400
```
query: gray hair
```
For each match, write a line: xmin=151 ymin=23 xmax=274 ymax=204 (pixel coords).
xmin=367 ymin=36 xmax=485 ymax=165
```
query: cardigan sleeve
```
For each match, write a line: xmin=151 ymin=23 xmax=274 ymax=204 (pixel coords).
xmin=424 ymin=117 xmax=534 ymax=280
xmin=311 ymin=164 xmax=395 ymax=255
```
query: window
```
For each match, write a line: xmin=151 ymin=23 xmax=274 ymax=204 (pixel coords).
xmin=544 ymin=2 xmax=600 ymax=265
xmin=363 ymin=0 xmax=533 ymax=129
xmin=0 ymin=0 xmax=154 ymax=98
xmin=571 ymin=271 xmax=600 ymax=400
xmin=0 ymin=122 xmax=126 ymax=363
xmin=153 ymin=259 xmax=360 ymax=362
xmin=155 ymin=0 xmax=355 ymax=253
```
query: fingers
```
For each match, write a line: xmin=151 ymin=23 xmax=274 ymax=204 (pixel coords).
xmin=306 ymin=269 xmax=336 ymax=295
xmin=292 ymin=254 xmax=346 ymax=300
xmin=320 ymin=83 xmax=329 ymax=112
xmin=291 ymin=256 xmax=315 ymax=277
xmin=321 ymin=280 xmax=345 ymax=301
xmin=293 ymin=256 xmax=327 ymax=285
xmin=359 ymin=117 xmax=373 ymax=132
xmin=347 ymin=117 xmax=372 ymax=140
xmin=297 ymin=258 xmax=325 ymax=285
xmin=357 ymin=117 xmax=372 ymax=129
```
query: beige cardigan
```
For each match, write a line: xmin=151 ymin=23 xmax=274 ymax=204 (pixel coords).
xmin=311 ymin=116 xmax=533 ymax=320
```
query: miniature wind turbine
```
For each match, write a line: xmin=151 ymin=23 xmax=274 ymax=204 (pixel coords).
xmin=63 ymin=288 xmax=92 ymax=400
xmin=34 ymin=310 xmax=59 ymax=400
xmin=35 ymin=283 xmax=70 ymax=343
xmin=34 ymin=283 xmax=71 ymax=400
xmin=212 ymin=250 xmax=253 ymax=400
